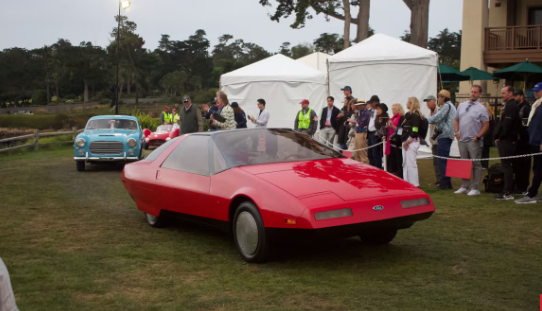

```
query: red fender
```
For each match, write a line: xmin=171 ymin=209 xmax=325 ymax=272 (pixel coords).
xmin=169 ymin=128 xmax=180 ymax=139
xmin=143 ymin=129 xmax=152 ymax=138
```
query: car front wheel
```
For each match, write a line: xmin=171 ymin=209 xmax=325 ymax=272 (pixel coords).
xmin=359 ymin=229 xmax=397 ymax=245
xmin=145 ymin=211 xmax=167 ymax=228
xmin=233 ymin=202 xmax=270 ymax=263
xmin=76 ymin=161 xmax=85 ymax=172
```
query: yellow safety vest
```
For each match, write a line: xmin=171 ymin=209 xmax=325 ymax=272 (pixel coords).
xmin=173 ymin=113 xmax=179 ymax=122
xmin=162 ymin=111 xmax=172 ymax=123
xmin=298 ymin=109 xmax=312 ymax=129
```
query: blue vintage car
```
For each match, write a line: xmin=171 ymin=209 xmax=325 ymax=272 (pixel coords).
xmin=74 ymin=115 xmax=145 ymax=171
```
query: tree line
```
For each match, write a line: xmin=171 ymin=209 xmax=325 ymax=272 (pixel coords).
xmin=0 ymin=12 xmax=460 ymax=108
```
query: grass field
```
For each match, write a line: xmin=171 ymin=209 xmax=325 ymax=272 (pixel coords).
xmin=0 ymin=147 xmax=541 ymax=310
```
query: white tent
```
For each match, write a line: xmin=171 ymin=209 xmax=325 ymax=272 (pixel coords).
xmin=221 ymin=54 xmax=327 ymax=129
xmin=328 ymin=33 xmax=458 ymax=157
xmin=296 ymin=52 xmax=330 ymax=73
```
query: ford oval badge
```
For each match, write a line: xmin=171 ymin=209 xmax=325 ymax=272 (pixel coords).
xmin=373 ymin=205 xmax=384 ymax=211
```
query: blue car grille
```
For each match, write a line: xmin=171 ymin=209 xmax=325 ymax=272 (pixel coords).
xmin=89 ymin=141 xmax=124 ymax=155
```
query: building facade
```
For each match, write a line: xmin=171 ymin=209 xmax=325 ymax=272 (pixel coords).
xmin=459 ymin=0 xmax=542 ymax=96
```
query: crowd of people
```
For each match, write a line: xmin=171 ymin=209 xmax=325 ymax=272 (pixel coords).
xmin=158 ymin=83 xmax=542 ymax=202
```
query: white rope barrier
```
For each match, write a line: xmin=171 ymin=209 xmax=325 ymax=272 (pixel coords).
xmin=315 ymin=132 xmax=542 ymax=162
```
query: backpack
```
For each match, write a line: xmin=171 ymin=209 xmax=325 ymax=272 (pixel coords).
xmin=483 ymin=163 xmax=504 ymax=193
xmin=418 ymin=115 xmax=429 ymax=141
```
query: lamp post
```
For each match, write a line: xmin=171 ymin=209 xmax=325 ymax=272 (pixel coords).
xmin=115 ymin=0 xmax=130 ymax=115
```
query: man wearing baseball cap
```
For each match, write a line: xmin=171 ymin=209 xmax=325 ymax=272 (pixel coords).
xmin=425 ymin=90 xmax=457 ymax=190
xmin=160 ymin=106 xmax=173 ymax=125
xmin=178 ymin=95 xmax=203 ymax=134
xmin=294 ymin=99 xmax=318 ymax=137
xmin=516 ymin=82 xmax=542 ymax=203
xmin=341 ymin=86 xmax=352 ymax=98
xmin=348 ymin=98 xmax=371 ymax=164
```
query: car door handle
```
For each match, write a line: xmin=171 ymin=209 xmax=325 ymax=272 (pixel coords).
xmin=156 ymin=170 xmax=162 ymax=180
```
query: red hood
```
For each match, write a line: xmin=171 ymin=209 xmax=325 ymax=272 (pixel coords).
xmin=241 ymin=159 xmax=422 ymax=201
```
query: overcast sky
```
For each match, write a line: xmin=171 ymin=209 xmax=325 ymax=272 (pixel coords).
xmin=0 ymin=0 xmax=463 ymax=52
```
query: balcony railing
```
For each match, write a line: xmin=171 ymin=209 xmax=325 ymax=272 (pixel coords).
xmin=485 ymin=25 xmax=542 ymax=51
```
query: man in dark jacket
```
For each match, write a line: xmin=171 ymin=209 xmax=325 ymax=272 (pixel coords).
xmin=494 ymin=86 xmax=521 ymax=200
xmin=512 ymin=89 xmax=532 ymax=194
xmin=516 ymin=82 xmax=542 ymax=204
xmin=178 ymin=96 xmax=203 ymax=134
xmin=294 ymin=99 xmax=318 ymax=136
xmin=319 ymin=96 xmax=341 ymax=146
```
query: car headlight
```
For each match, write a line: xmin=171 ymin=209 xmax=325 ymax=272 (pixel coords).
xmin=145 ymin=138 xmax=149 ymax=142
xmin=315 ymin=208 xmax=353 ymax=220
xmin=166 ymin=137 xmax=171 ymax=141
xmin=401 ymin=198 xmax=430 ymax=208
xmin=78 ymin=149 xmax=84 ymax=156
xmin=127 ymin=138 xmax=137 ymax=148
xmin=128 ymin=149 xmax=134 ymax=155
xmin=76 ymin=138 xmax=86 ymax=147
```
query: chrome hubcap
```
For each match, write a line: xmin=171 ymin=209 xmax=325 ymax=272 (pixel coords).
xmin=235 ymin=211 xmax=258 ymax=256
xmin=146 ymin=213 xmax=157 ymax=224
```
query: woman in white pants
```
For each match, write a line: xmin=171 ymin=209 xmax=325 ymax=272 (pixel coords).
xmin=401 ymin=97 xmax=422 ymax=187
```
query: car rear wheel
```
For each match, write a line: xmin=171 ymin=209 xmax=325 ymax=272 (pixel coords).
xmin=359 ymin=229 xmax=397 ymax=245
xmin=233 ymin=202 xmax=270 ymax=263
xmin=145 ymin=211 xmax=167 ymax=228
xmin=76 ymin=161 xmax=85 ymax=172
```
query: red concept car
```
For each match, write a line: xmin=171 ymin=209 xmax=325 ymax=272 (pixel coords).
xmin=122 ymin=128 xmax=435 ymax=263
xmin=143 ymin=124 xmax=179 ymax=149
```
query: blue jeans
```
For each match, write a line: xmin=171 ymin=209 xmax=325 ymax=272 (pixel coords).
xmin=368 ymin=132 xmax=382 ymax=169
xmin=437 ymin=138 xmax=453 ymax=186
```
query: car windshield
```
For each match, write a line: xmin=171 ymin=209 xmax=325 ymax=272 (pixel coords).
xmin=156 ymin=125 xmax=173 ymax=132
xmin=86 ymin=119 xmax=138 ymax=130
xmin=212 ymin=129 xmax=344 ymax=168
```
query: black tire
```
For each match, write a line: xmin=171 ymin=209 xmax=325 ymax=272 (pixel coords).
xmin=76 ymin=161 xmax=85 ymax=172
xmin=144 ymin=211 xmax=167 ymax=228
xmin=232 ymin=202 xmax=270 ymax=263
xmin=359 ymin=229 xmax=398 ymax=245
xmin=144 ymin=143 xmax=149 ymax=150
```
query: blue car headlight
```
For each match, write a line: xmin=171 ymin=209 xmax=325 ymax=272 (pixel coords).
xmin=76 ymin=138 xmax=86 ymax=147
xmin=127 ymin=138 xmax=137 ymax=148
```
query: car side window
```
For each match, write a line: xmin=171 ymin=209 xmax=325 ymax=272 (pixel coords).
xmin=211 ymin=142 xmax=228 ymax=175
xmin=144 ymin=138 xmax=178 ymax=162
xmin=161 ymin=136 xmax=210 ymax=176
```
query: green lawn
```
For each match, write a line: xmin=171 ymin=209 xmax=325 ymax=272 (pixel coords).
xmin=0 ymin=147 xmax=540 ymax=310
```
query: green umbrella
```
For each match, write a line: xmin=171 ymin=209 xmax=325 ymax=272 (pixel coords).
xmin=438 ymin=63 xmax=470 ymax=82
xmin=461 ymin=67 xmax=495 ymax=81
xmin=493 ymin=60 xmax=542 ymax=91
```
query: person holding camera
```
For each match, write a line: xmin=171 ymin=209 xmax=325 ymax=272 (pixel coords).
xmin=424 ymin=90 xmax=457 ymax=190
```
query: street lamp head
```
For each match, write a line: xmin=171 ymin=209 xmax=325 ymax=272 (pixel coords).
xmin=121 ymin=0 xmax=130 ymax=9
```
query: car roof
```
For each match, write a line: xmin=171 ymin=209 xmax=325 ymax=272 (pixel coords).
xmin=89 ymin=115 xmax=139 ymax=121
xmin=191 ymin=128 xmax=297 ymax=137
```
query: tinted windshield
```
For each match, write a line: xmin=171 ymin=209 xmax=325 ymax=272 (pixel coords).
xmin=87 ymin=119 xmax=138 ymax=130
xmin=212 ymin=129 xmax=344 ymax=168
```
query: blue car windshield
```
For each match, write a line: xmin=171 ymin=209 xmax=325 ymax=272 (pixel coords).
xmin=86 ymin=119 xmax=138 ymax=130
